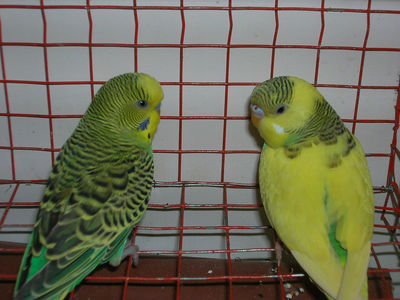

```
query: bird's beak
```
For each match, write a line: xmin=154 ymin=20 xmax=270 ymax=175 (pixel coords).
xmin=250 ymin=104 xmax=288 ymax=148
xmin=251 ymin=113 xmax=263 ymax=128
xmin=155 ymin=102 xmax=161 ymax=113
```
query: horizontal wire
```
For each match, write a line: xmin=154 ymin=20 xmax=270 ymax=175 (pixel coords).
xmin=0 ymin=112 xmax=397 ymax=124
xmin=1 ymin=244 xmax=399 ymax=255
xmin=0 ymin=145 xmax=393 ymax=159
xmin=1 ymin=268 xmax=397 ymax=283
xmin=0 ymin=179 xmax=392 ymax=190
xmin=0 ymin=222 xmax=398 ymax=231
xmin=2 ymin=41 xmax=400 ymax=53
xmin=1 ymin=4 xmax=400 ymax=14
xmin=0 ymin=272 xmax=306 ymax=283
xmin=0 ymin=79 xmax=399 ymax=90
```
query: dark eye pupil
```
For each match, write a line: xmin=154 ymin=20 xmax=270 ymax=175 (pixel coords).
xmin=276 ymin=105 xmax=286 ymax=114
xmin=139 ymin=100 xmax=146 ymax=107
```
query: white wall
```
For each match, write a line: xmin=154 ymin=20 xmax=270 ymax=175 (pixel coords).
xmin=1 ymin=0 xmax=400 ymax=297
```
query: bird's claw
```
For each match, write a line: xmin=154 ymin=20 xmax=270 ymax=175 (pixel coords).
xmin=121 ymin=244 xmax=140 ymax=267
xmin=109 ymin=243 xmax=140 ymax=267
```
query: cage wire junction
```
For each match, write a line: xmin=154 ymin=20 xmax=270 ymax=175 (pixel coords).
xmin=0 ymin=0 xmax=400 ymax=299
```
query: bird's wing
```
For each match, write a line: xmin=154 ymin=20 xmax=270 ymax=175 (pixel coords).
xmin=326 ymin=139 xmax=374 ymax=300
xmin=14 ymin=150 xmax=154 ymax=300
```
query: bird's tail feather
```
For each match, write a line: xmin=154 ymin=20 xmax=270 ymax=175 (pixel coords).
xmin=337 ymin=242 xmax=370 ymax=300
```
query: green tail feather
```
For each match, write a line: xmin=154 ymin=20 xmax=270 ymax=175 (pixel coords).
xmin=14 ymin=228 xmax=133 ymax=300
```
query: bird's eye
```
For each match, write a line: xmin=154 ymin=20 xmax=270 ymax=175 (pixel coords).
xmin=136 ymin=100 xmax=148 ymax=108
xmin=275 ymin=104 xmax=288 ymax=115
xmin=251 ymin=104 xmax=265 ymax=117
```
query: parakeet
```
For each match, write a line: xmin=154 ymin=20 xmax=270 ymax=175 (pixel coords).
xmin=13 ymin=72 xmax=164 ymax=300
xmin=250 ymin=76 xmax=374 ymax=300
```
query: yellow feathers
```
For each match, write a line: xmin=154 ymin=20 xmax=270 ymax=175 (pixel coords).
xmin=251 ymin=76 xmax=374 ymax=300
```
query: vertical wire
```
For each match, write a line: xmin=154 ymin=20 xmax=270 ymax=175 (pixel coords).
xmin=382 ymin=76 xmax=400 ymax=228
xmin=370 ymin=244 xmax=393 ymax=299
xmin=0 ymin=13 xmax=19 ymax=279
xmin=380 ymin=76 xmax=400 ymax=299
xmin=176 ymin=184 xmax=186 ymax=300
xmin=86 ymin=0 xmax=95 ymax=100
xmin=40 ymin=0 xmax=55 ymax=165
xmin=178 ymin=2 xmax=185 ymax=183
xmin=314 ymin=0 xmax=325 ymax=85
xmin=0 ymin=183 xmax=19 ymax=229
xmin=176 ymin=1 xmax=186 ymax=299
xmin=222 ymin=0 xmax=234 ymax=298
xmin=270 ymin=0 xmax=279 ymax=79
xmin=387 ymin=78 xmax=400 ymax=191
xmin=351 ymin=0 xmax=371 ymax=135
xmin=0 ymin=17 xmax=16 ymax=180
xmin=133 ymin=0 xmax=139 ymax=72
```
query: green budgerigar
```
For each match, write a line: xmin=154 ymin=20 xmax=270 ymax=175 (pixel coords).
xmin=250 ymin=76 xmax=374 ymax=300
xmin=13 ymin=73 xmax=164 ymax=300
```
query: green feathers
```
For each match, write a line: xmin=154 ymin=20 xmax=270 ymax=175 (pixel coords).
xmin=329 ymin=224 xmax=347 ymax=267
xmin=13 ymin=73 xmax=163 ymax=300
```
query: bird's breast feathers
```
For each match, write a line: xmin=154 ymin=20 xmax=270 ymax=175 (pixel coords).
xmin=258 ymin=137 xmax=373 ymax=252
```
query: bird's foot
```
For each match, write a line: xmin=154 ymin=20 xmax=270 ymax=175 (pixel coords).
xmin=271 ymin=238 xmax=304 ymax=300
xmin=121 ymin=243 xmax=140 ymax=267
xmin=109 ymin=242 xmax=140 ymax=267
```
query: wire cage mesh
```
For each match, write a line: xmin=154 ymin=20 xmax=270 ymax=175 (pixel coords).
xmin=0 ymin=0 xmax=400 ymax=299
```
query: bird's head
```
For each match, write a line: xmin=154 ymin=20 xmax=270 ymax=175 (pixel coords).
xmin=85 ymin=72 xmax=164 ymax=147
xmin=250 ymin=76 xmax=324 ymax=148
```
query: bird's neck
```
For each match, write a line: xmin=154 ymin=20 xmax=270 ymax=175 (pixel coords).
xmin=78 ymin=118 xmax=153 ymax=155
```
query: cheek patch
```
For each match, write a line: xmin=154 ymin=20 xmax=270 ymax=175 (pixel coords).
xmin=137 ymin=118 xmax=150 ymax=131
xmin=272 ymin=123 xmax=284 ymax=134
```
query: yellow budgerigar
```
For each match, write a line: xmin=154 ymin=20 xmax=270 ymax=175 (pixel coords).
xmin=249 ymin=76 xmax=374 ymax=300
